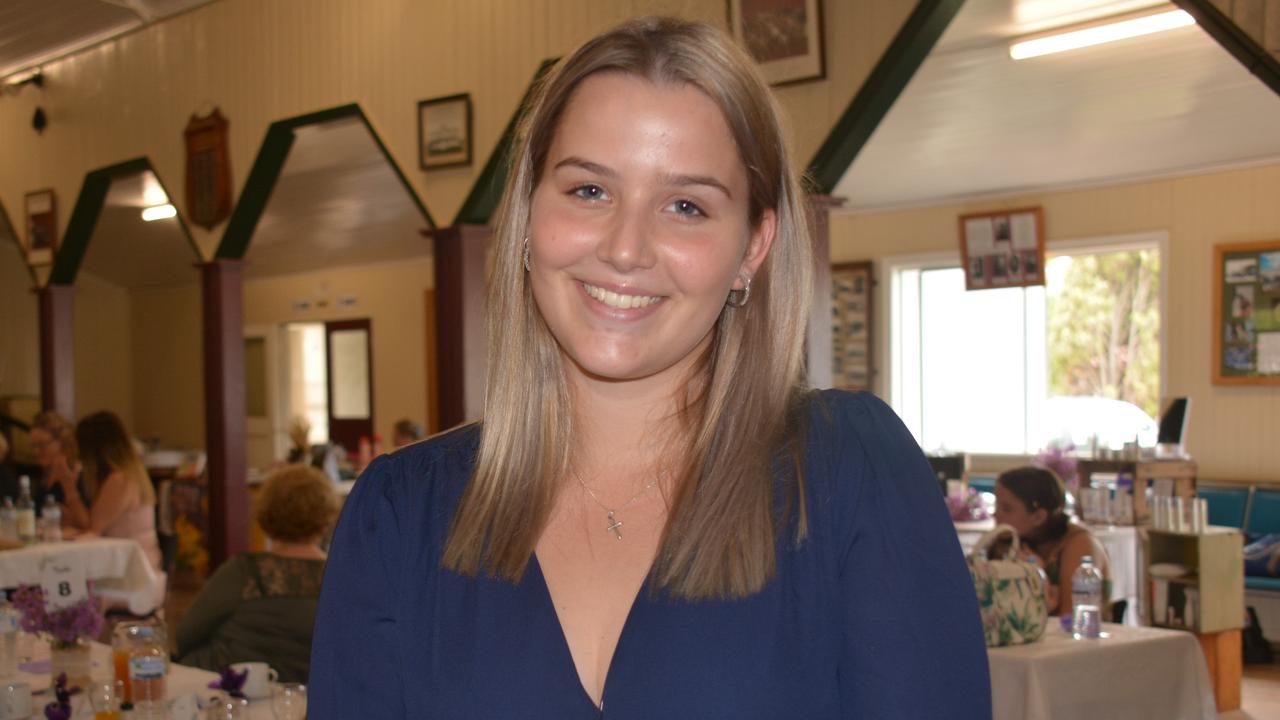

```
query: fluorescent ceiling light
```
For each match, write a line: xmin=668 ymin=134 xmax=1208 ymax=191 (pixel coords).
xmin=1010 ymin=8 xmax=1194 ymax=60
xmin=141 ymin=204 xmax=177 ymax=222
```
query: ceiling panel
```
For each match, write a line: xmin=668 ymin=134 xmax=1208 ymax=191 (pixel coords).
xmin=835 ymin=0 xmax=1280 ymax=211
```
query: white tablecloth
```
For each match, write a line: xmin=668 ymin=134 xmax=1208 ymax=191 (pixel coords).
xmin=6 ymin=637 xmax=275 ymax=718
xmin=956 ymin=520 xmax=1141 ymax=625
xmin=0 ymin=538 xmax=165 ymax=615
xmin=989 ymin=623 xmax=1216 ymax=720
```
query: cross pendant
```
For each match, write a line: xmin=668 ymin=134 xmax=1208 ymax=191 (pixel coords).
xmin=606 ymin=511 xmax=623 ymax=540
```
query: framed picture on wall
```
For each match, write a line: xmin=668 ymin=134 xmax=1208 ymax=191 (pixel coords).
xmin=831 ymin=261 xmax=873 ymax=392
xmin=1213 ymin=239 xmax=1280 ymax=384
xmin=24 ymin=189 xmax=56 ymax=266
xmin=418 ymin=93 xmax=472 ymax=170
xmin=958 ymin=206 xmax=1045 ymax=291
xmin=728 ymin=0 xmax=825 ymax=86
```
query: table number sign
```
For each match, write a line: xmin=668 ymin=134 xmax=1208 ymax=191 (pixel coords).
xmin=39 ymin=554 xmax=89 ymax=610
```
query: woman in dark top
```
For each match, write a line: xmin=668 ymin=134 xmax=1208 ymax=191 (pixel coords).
xmin=311 ymin=16 xmax=988 ymax=718
xmin=994 ymin=466 xmax=1110 ymax=616
xmin=177 ymin=466 xmax=335 ymax=682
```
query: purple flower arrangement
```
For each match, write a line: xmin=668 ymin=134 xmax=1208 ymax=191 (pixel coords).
xmin=1034 ymin=442 xmax=1079 ymax=491
xmin=944 ymin=487 xmax=991 ymax=522
xmin=44 ymin=672 xmax=73 ymax=720
xmin=208 ymin=665 xmax=250 ymax=698
xmin=11 ymin=584 xmax=103 ymax=648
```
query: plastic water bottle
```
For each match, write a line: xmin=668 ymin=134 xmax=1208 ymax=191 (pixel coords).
xmin=1071 ymin=555 xmax=1104 ymax=639
xmin=41 ymin=495 xmax=62 ymax=543
xmin=0 ymin=498 xmax=16 ymax=543
xmin=15 ymin=476 xmax=36 ymax=545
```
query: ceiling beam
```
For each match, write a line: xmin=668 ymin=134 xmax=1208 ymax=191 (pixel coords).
xmin=1172 ymin=0 xmax=1280 ymax=98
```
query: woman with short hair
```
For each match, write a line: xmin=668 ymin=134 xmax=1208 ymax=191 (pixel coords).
xmin=177 ymin=465 xmax=336 ymax=682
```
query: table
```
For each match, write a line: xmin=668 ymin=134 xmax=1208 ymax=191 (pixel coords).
xmin=956 ymin=520 xmax=1141 ymax=625
xmin=6 ymin=635 xmax=277 ymax=718
xmin=988 ymin=623 xmax=1216 ymax=720
xmin=0 ymin=538 xmax=165 ymax=615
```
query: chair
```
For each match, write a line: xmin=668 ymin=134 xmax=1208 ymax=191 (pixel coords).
xmin=1109 ymin=599 xmax=1128 ymax=624
xmin=1245 ymin=489 xmax=1280 ymax=537
xmin=969 ymin=475 xmax=997 ymax=494
xmin=1197 ymin=485 xmax=1251 ymax=529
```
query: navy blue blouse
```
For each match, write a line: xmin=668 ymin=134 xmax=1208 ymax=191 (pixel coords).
xmin=310 ymin=390 xmax=991 ymax=718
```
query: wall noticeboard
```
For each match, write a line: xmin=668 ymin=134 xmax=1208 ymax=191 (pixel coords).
xmin=1214 ymin=240 xmax=1280 ymax=384
xmin=831 ymin=261 xmax=873 ymax=392
xmin=958 ymin=206 xmax=1045 ymax=291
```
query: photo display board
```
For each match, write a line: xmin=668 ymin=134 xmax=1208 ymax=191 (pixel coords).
xmin=831 ymin=261 xmax=872 ymax=392
xmin=958 ymin=206 xmax=1045 ymax=291
xmin=1214 ymin=240 xmax=1280 ymax=384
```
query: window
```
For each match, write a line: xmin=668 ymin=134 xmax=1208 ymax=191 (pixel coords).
xmin=888 ymin=236 xmax=1162 ymax=455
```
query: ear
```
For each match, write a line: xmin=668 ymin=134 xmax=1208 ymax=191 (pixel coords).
xmin=734 ymin=208 xmax=777 ymax=289
xmin=1030 ymin=507 xmax=1049 ymax=528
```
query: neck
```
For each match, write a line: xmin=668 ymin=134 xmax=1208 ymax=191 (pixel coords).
xmin=270 ymin=539 xmax=325 ymax=559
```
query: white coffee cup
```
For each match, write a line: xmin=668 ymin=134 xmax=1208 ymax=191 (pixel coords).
xmin=229 ymin=662 xmax=278 ymax=700
xmin=0 ymin=682 xmax=32 ymax=720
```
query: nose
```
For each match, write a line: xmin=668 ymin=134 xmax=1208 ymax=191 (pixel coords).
xmin=596 ymin=205 xmax=657 ymax=272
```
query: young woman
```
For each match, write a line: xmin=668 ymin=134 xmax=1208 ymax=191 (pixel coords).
xmin=311 ymin=17 xmax=988 ymax=717
xmin=994 ymin=466 xmax=1110 ymax=616
xmin=26 ymin=410 xmax=84 ymax=511
xmin=65 ymin=411 xmax=163 ymax=575
xmin=177 ymin=465 xmax=335 ymax=682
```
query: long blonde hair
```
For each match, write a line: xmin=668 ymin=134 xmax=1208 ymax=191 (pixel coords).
xmin=443 ymin=16 xmax=814 ymax=599
xmin=75 ymin=411 xmax=155 ymax=507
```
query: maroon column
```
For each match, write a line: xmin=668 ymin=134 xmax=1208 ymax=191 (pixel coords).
xmin=423 ymin=224 xmax=491 ymax=431
xmin=201 ymin=259 xmax=248 ymax=569
xmin=806 ymin=195 xmax=847 ymax=389
xmin=38 ymin=284 xmax=75 ymax=418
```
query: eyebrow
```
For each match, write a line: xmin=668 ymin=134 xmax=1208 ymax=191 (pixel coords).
xmin=553 ymin=156 xmax=733 ymax=200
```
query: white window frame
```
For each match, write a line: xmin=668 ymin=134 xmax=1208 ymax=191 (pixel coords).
xmin=879 ymin=231 xmax=1169 ymax=453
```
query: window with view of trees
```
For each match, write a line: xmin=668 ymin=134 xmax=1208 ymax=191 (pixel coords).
xmin=889 ymin=242 xmax=1161 ymax=454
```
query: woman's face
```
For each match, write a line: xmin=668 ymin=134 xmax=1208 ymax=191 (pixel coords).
xmin=527 ymin=72 xmax=775 ymax=388
xmin=994 ymin=484 xmax=1047 ymax=539
xmin=30 ymin=427 xmax=63 ymax=469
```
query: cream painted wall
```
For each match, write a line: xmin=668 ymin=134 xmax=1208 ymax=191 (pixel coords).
xmin=0 ymin=243 xmax=38 ymax=401
xmin=0 ymin=0 xmax=912 ymax=261
xmin=131 ymin=283 xmax=205 ymax=449
xmin=831 ymin=162 xmax=1280 ymax=483
xmin=73 ymin=272 xmax=134 ymax=427
xmin=241 ymin=257 xmax=434 ymax=453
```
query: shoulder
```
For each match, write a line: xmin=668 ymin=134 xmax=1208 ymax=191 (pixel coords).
xmin=803 ymin=389 xmax=924 ymax=475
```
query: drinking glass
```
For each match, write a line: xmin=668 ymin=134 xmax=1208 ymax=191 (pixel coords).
xmin=271 ymin=682 xmax=307 ymax=720
xmin=204 ymin=693 xmax=249 ymax=720
xmin=88 ymin=679 xmax=122 ymax=720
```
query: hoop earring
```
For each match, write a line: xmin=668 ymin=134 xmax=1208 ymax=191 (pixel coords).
xmin=523 ymin=237 xmax=531 ymax=272
xmin=726 ymin=276 xmax=752 ymax=308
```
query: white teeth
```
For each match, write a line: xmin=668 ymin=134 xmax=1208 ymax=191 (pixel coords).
xmin=583 ymin=283 xmax=661 ymax=309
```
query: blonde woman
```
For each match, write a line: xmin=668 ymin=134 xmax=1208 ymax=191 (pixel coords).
xmin=312 ymin=17 xmax=987 ymax=717
xmin=65 ymin=411 xmax=163 ymax=574
xmin=29 ymin=410 xmax=84 ymax=511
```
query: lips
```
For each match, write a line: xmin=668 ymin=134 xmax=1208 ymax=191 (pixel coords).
xmin=581 ymin=282 xmax=663 ymax=309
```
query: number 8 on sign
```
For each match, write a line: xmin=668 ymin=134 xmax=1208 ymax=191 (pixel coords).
xmin=40 ymin=554 xmax=89 ymax=609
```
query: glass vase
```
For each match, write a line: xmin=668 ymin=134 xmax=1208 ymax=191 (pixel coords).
xmin=49 ymin=638 xmax=92 ymax=689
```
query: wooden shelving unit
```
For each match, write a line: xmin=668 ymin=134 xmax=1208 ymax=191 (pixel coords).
xmin=1077 ymin=458 xmax=1197 ymax=524
xmin=1143 ymin=525 xmax=1244 ymax=711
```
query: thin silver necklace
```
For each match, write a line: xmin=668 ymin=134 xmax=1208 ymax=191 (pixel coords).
xmin=574 ymin=472 xmax=659 ymax=540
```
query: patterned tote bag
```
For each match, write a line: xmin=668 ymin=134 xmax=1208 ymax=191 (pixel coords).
xmin=968 ymin=524 xmax=1049 ymax=647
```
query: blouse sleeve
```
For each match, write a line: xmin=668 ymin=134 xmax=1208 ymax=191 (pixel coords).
xmin=309 ymin=455 xmax=406 ymax=718
xmin=175 ymin=555 xmax=244 ymax=659
xmin=832 ymin=392 xmax=991 ymax=718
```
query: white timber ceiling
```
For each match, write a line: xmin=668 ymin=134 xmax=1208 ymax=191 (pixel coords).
xmin=82 ymin=169 xmax=201 ymax=290
xmin=0 ymin=0 xmax=218 ymax=80
xmin=835 ymin=0 xmax=1280 ymax=211
xmin=244 ymin=116 xmax=431 ymax=280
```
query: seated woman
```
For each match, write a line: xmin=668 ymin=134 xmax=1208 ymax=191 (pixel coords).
xmin=993 ymin=466 xmax=1110 ymax=616
xmin=64 ymin=411 xmax=163 ymax=574
xmin=176 ymin=465 xmax=336 ymax=682
xmin=28 ymin=410 xmax=86 ymax=511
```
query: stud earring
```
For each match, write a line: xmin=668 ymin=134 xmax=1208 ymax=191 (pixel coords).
xmin=523 ymin=237 xmax=531 ymax=272
xmin=727 ymin=275 xmax=752 ymax=308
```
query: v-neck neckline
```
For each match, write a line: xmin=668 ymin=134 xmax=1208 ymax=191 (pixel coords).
xmin=528 ymin=551 xmax=651 ymax=714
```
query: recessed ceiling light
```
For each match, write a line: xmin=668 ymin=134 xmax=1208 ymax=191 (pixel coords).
xmin=141 ymin=204 xmax=177 ymax=221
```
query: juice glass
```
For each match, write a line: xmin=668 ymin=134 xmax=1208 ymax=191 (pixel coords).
xmin=88 ymin=679 xmax=122 ymax=719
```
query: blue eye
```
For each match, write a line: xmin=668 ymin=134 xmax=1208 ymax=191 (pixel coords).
xmin=670 ymin=199 xmax=705 ymax=217
xmin=571 ymin=184 xmax=606 ymax=201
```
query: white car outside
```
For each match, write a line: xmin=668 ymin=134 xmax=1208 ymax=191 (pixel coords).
xmin=1031 ymin=396 xmax=1158 ymax=451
